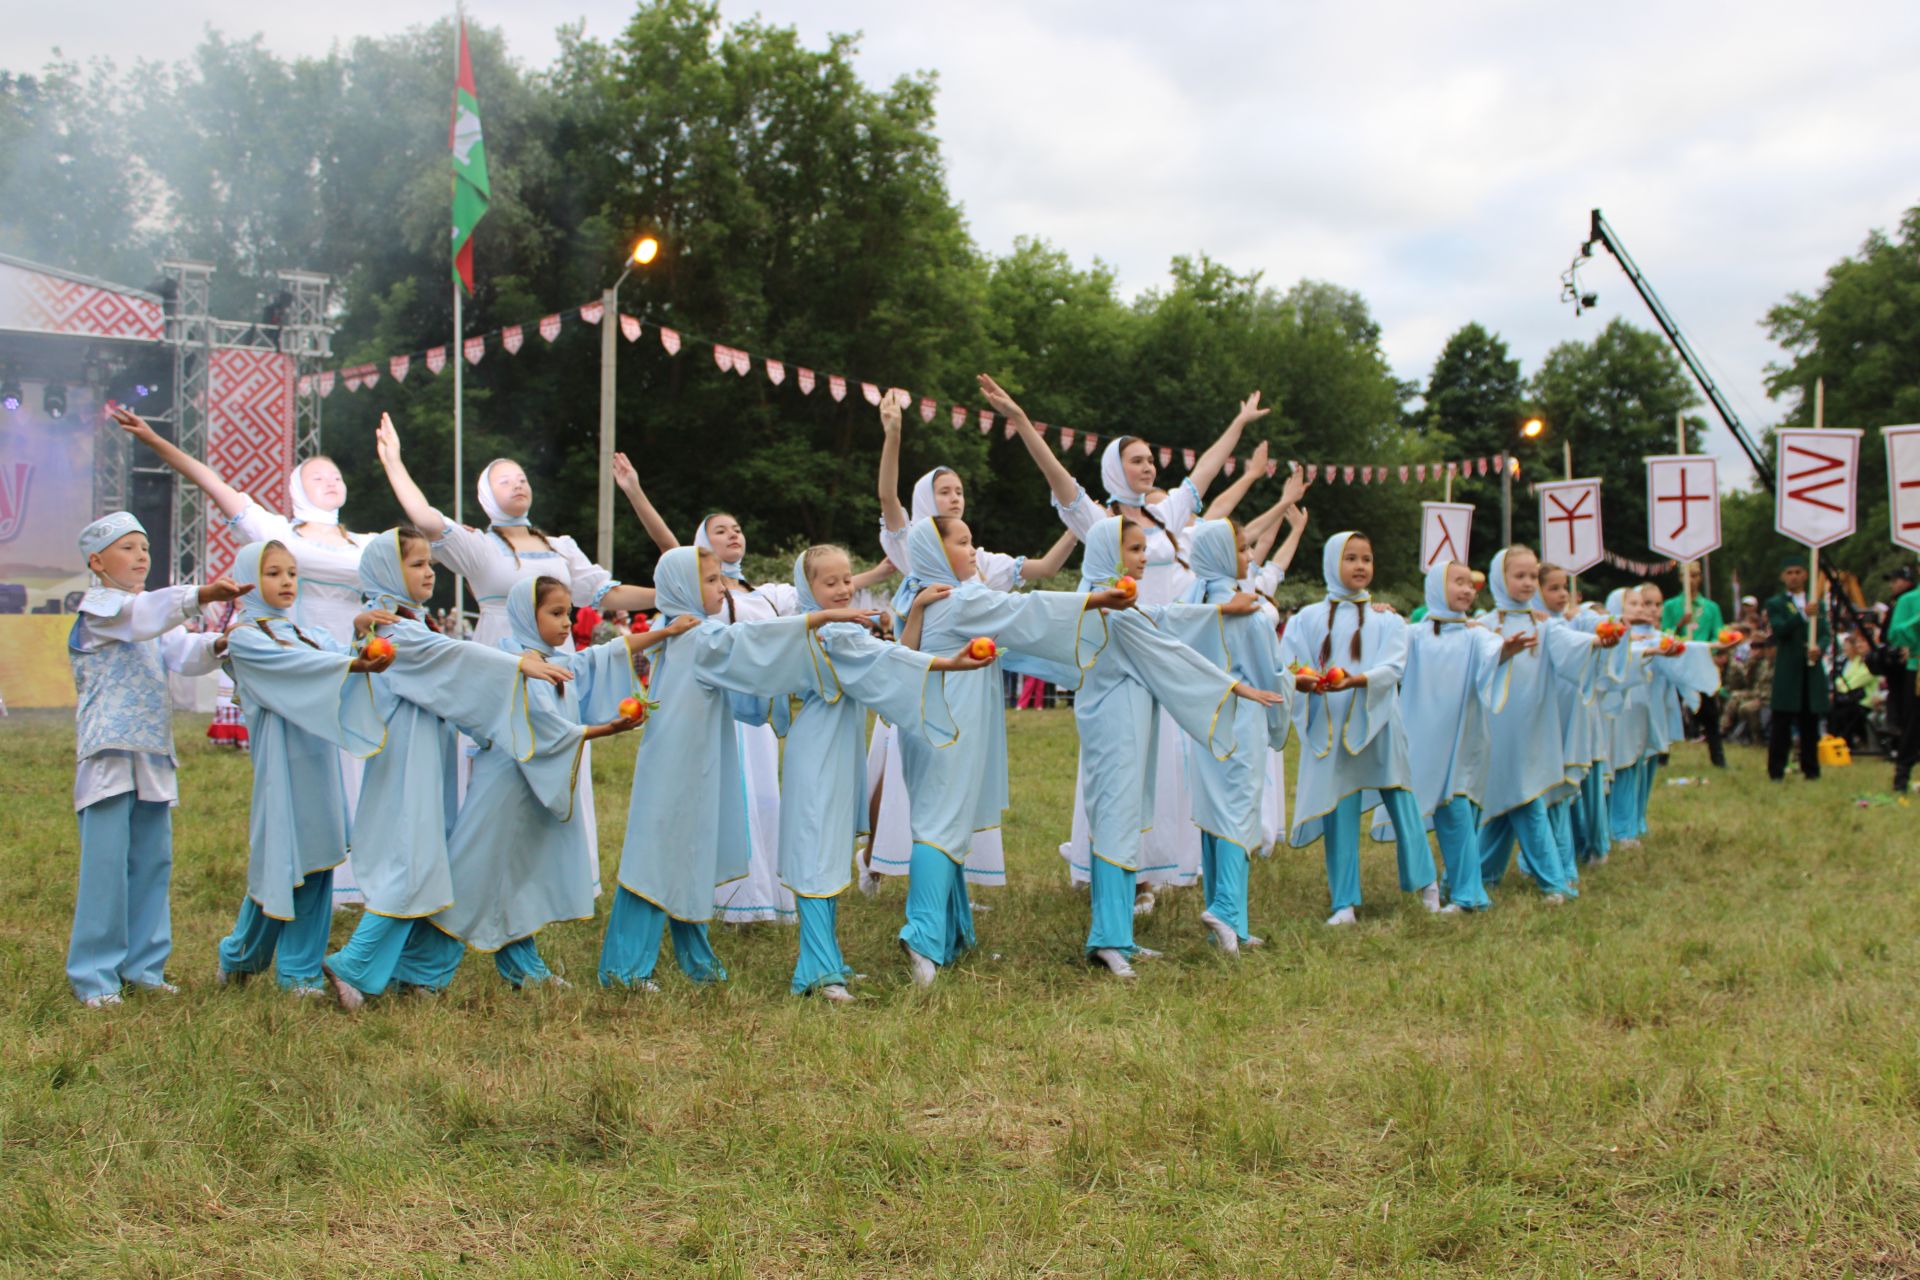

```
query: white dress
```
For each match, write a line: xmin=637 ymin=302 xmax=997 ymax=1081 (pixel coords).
xmin=711 ymin=582 xmax=803 ymax=923
xmin=1246 ymin=565 xmax=1289 ymax=853
xmin=426 ymin=515 xmax=621 ymax=896
xmin=1053 ymin=482 xmax=1202 ymax=886
xmin=227 ymin=499 xmax=374 ymax=904
xmin=863 ymin=521 xmax=1024 ymax=887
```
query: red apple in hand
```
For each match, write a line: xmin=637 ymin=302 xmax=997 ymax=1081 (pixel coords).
xmin=618 ymin=696 xmax=648 ymax=724
xmin=363 ymin=636 xmax=395 ymax=661
xmin=1113 ymin=575 xmax=1138 ymax=600
xmin=966 ymin=636 xmax=997 ymax=662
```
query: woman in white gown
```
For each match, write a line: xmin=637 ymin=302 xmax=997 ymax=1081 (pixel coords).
xmin=989 ymin=375 xmax=1268 ymax=908
xmin=117 ymin=409 xmax=378 ymax=907
xmin=612 ymin=455 xmax=898 ymax=924
xmin=374 ymin=416 xmax=658 ymax=897
xmin=863 ymin=390 xmax=1080 ymax=894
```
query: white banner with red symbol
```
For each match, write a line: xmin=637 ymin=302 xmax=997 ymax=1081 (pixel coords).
xmin=1418 ymin=502 xmax=1473 ymax=573
xmin=1882 ymin=425 xmax=1920 ymax=554
xmin=1773 ymin=428 xmax=1861 ymax=548
xmin=1536 ymin=478 xmax=1604 ymax=575
xmin=1643 ymin=455 xmax=1720 ymax=562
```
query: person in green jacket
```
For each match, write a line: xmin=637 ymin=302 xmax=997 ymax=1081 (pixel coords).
xmin=1662 ymin=562 xmax=1729 ymax=767
xmin=1766 ymin=553 xmax=1832 ymax=781
xmin=1886 ymin=566 xmax=1920 ymax=791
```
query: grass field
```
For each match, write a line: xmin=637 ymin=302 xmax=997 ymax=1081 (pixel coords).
xmin=2 ymin=708 xmax=1917 ymax=1277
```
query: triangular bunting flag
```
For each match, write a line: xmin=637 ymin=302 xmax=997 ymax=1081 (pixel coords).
xmin=951 ymin=404 xmax=965 ymax=429
xmin=579 ymin=301 xmax=604 ymax=325
xmin=730 ymin=348 xmax=750 ymax=376
xmin=713 ymin=345 xmax=732 ymax=372
xmin=361 ymin=364 xmax=381 ymax=390
xmin=660 ymin=327 xmax=681 ymax=356
xmin=798 ymin=368 xmax=816 ymax=395
xmin=1004 ymin=418 xmax=1017 ymax=440
xmin=390 ymin=354 xmax=411 ymax=382
xmin=1084 ymin=434 xmax=1097 ymax=456
xmin=317 ymin=371 xmax=336 ymax=397
xmin=1306 ymin=464 xmax=1318 ymax=482
xmin=503 ymin=324 xmax=523 ymax=354
xmin=463 ymin=336 xmax=485 ymax=365
xmin=893 ymin=388 xmax=912 ymax=409
xmin=861 ymin=382 xmax=881 ymax=406
xmin=766 ymin=359 xmax=786 ymax=386
xmin=1447 ymin=461 xmax=1458 ymax=477
xmin=978 ymin=409 xmax=993 ymax=433
xmin=1266 ymin=459 xmax=1278 ymax=478
xmin=342 ymin=368 xmax=363 ymax=393
xmin=829 ymin=375 xmax=847 ymax=402
xmin=1361 ymin=466 xmax=1372 ymax=484
xmin=1224 ymin=457 xmax=1237 ymax=476
xmin=919 ymin=396 xmax=937 ymax=423
xmin=620 ymin=315 xmax=640 ymax=343
xmin=426 ymin=347 xmax=447 ymax=375
xmin=539 ymin=314 xmax=561 ymax=343
xmin=1158 ymin=447 xmax=1172 ymax=467
xmin=1399 ymin=465 xmax=1409 ymax=483
xmin=297 ymin=374 xmax=312 ymax=398
xmin=1181 ymin=448 xmax=1196 ymax=470
xmin=1059 ymin=427 xmax=1075 ymax=451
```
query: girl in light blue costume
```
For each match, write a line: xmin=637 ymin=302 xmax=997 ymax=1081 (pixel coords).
xmin=65 ymin=513 xmax=241 ymax=1007
xmin=1535 ymin=564 xmax=1617 ymax=872
xmin=600 ymin=546 xmax=877 ymax=990
xmin=1608 ymin=586 xmax=1716 ymax=845
xmin=1072 ymin=517 xmax=1286 ymax=969
xmin=1560 ymin=586 xmax=1621 ymax=864
xmin=1602 ymin=587 xmax=1654 ymax=848
xmin=1477 ymin=546 xmax=1616 ymax=902
xmin=1380 ymin=560 xmax=1531 ymax=912
xmin=891 ymin=516 xmax=1130 ymax=985
xmin=1147 ymin=519 xmax=1294 ymax=954
xmin=1281 ymin=531 xmax=1439 ymax=926
xmin=409 ymin=576 xmax=669 ymax=991
xmin=776 ymin=546 xmax=980 ymax=1002
xmin=323 ymin=529 xmax=575 ymax=1010
xmin=215 ymin=541 xmax=389 ymax=994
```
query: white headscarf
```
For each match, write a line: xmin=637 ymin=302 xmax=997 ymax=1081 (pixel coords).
xmin=1100 ymin=437 xmax=1146 ymax=508
xmin=476 ymin=459 xmax=530 ymax=527
xmin=693 ymin=513 xmax=745 ymax=581
xmin=910 ymin=467 xmax=957 ymax=523
xmin=287 ymin=459 xmax=339 ymax=526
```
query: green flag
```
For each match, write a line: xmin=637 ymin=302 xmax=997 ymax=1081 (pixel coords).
xmin=450 ymin=19 xmax=489 ymax=293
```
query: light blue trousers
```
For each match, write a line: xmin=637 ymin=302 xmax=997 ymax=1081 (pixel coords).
xmin=1479 ymin=796 xmax=1576 ymax=897
xmin=325 ymin=914 xmax=445 ymax=997
xmin=1547 ymin=799 xmax=1580 ymax=892
xmin=791 ymin=895 xmax=852 ymax=995
xmin=1202 ymin=833 xmax=1251 ymax=942
xmin=1323 ymin=788 xmax=1435 ymax=912
xmin=1574 ymin=768 xmax=1611 ymax=863
xmin=599 ymin=887 xmax=724 ymax=986
xmin=898 ymin=841 xmax=976 ymax=967
xmin=218 ymin=869 xmax=335 ymax=988
xmin=402 ymin=926 xmax=554 ymax=991
xmin=1433 ymin=797 xmax=1489 ymax=910
xmin=1609 ymin=761 xmax=1646 ymax=842
xmin=1085 ymin=856 xmax=1137 ymax=956
xmin=68 ymin=793 xmax=173 ymax=1000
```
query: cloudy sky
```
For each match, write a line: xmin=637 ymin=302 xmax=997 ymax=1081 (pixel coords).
xmin=24 ymin=2 xmax=1920 ymax=482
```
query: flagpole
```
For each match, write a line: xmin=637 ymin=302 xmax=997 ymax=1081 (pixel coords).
xmin=450 ymin=7 xmax=465 ymax=633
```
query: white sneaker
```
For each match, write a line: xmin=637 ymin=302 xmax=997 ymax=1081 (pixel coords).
xmin=1242 ymin=934 xmax=1265 ymax=948
xmin=819 ymin=983 xmax=855 ymax=1004
xmin=857 ymin=855 xmax=881 ymax=897
xmin=80 ymin=992 xmax=123 ymax=1009
xmin=635 ymin=979 xmax=661 ymax=993
xmin=1093 ymin=948 xmax=1137 ymax=978
xmin=1130 ymin=946 xmax=1163 ymax=961
xmin=323 ymin=965 xmax=365 ymax=1012
xmin=1325 ymin=906 xmax=1358 ymax=927
xmin=904 ymin=944 xmax=939 ymax=987
xmin=541 ymin=975 xmax=573 ymax=992
xmin=288 ymin=984 xmax=327 ymax=999
xmin=1199 ymin=911 xmax=1240 ymax=955
xmin=1438 ymin=902 xmax=1465 ymax=915
xmin=1132 ymin=891 xmax=1157 ymax=918
xmin=1420 ymin=883 xmax=1442 ymax=913
xmin=135 ymin=980 xmax=180 ymax=996
xmin=1542 ymin=893 xmax=1568 ymax=905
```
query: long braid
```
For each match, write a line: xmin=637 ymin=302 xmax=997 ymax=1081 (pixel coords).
xmin=1133 ymin=506 xmax=1191 ymax=572
xmin=1318 ymin=599 xmax=1337 ymax=667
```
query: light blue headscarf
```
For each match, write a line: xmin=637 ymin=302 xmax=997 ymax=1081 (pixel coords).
xmin=1422 ymin=560 xmax=1469 ymax=624
xmin=358 ymin=529 xmax=419 ymax=614
xmin=1076 ymin=517 xmax=1125 ymax=593
xmin=655 ymin=546 xmax=708 ymax=622
xmin=1487 ymin=548 xmax=1534 ymax=613
xmin=890 ymin=516 xmax=969 ymax=622
xmin=791 ymin=549 xmax=823 ymax=612
xmin=1604 ymin=587 xmax=1628 ymax=618
xmin=1100 ymin=437 xmax=1148 ymax=509
xmin=232 ymin=539 xmax=296 ymax=625
xmin=1321 ymin=531 xmax=1371 ymax=603
xmin=504 ymin=575 xmax=563 ymax=658
xmin=1182 ymin=519 xmax=1241 ymax=604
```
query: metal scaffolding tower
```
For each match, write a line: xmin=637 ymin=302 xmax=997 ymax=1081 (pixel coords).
xmin=277 ymin=270 xmax=332 ymax=459
xmin=162 ymin=260 xmax=216 ymax=584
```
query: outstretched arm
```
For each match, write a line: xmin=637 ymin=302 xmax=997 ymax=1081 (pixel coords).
xmin=1200 ymin=441 xmax=1268 ymax=521
xmin=601 ymin=584 xmax=656 ymax=613
xmin=877 ymin=393 xmax=908 ymax=533
xmin=112 ymin=408 xmax=249 ymax=520
xmin=375 ymin=414 xmax=449 ymax=538
xmin=852 ymin=561 xmax=897 ymax=591
xmin=1018 ymin=528 xmax=1081 ymax=582
xmin=625 ymin=614 xmax=697 ymax=651
xmin=979 ymin=373 xmax=1081 ymax=508
xmin=1188 ymin=392 xmax=1267 ymax=498
xmin=611 ymin=452 xmax=680 ymax=554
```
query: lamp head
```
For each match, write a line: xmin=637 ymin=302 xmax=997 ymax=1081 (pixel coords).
xmin=631 ymin=237 xmax=660 ymax=266
xmin=1521 ymin=418 xmax=1545 ymax=439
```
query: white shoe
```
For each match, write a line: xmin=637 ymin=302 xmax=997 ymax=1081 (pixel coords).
xmin=541 ymin=975 xmax=572 ymax=992
xmin=288 ymin=984 xmax=327 ymax=999
xmin=1130 ymin=946 xmax=1163 ymax=961
xmin=1242 ymin=934 xmax=1264 ymax=948
xmin=135 ymin=980 xmax=180 ymax=996
xmin=970 ymin=900 xmax=992 ymax=914
xmin=819 ymin=983 xmax=855 ymax=1004
xmin=904 ymin=944 xmax=939 ymax=987
xmin=1420 ymin=883 xmax=1442 ymax=913
xmin=322 ymin=964 xmax=364 ymax=1012
xmin=1092 ymin=948 xmax=1136 ymax=978
xmin=1132 ymin=891 xmax=1157 ymax=917
xmin=214 ymin=964 xmax=237 ymax=986
xmin=1542 ymin=893 xmax=1568 ymax=905
xmin=635 ymin=979 xmax=661 ymax=993
xmin=80 ymin=992 xmax=123 ymax=1009
xmin=1325 ymin=907 xmax=1358 ymax=927
xmin=1438 ymin=902 xmax=1465 ymax=915
xmin=1199 ymin=911 xmax=1240 ymax=955
xmin=857 ymin=855 xmax=881 ymax=897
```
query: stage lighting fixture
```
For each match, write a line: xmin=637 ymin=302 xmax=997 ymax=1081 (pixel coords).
xmin=43 ymin=384 xmax=67 ymax=420
xmin=1580 ymin=292 xmax=1598 ymax=309
xmin=0 ymin=380 xmax=20 ymax=412
xmin=134 ymin=383 xmax=152 ymax=398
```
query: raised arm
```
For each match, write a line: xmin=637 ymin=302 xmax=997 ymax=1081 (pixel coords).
xmin=625 ymin=614 xmax=697 ymax=652
xmin=1018 ymin=528 xmax=1082 ymax=582
xmin=112 ymin=408 xmax=249 ymax=520
xmin=852 ymin=561 xmax=897 ymax=591
xmin=1267 ymin=505 xmax=1310 ymax=576
xmin=611 ymin=452 xmax=680 ymax=554
xmin=1242 ymin=466 xmax=1309 ymax=546
xmin=1187 ymin=392 xmax=1268 ymax=498
xmin=1200 ymin=441 xmax=1269 ymax=521
xmin=978 ymin=374 xmax=1081 ymax=508
xmin=877 ymin=393 xmax=908 ymax=533
xmin=374 ymin=414 xmax=448 ymax=538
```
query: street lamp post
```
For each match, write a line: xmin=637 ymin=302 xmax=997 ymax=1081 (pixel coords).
xmin=1504 ymin=416 xmax=1545 ymax=546
xmin=597 ymin=235 xmax=660 ymax=572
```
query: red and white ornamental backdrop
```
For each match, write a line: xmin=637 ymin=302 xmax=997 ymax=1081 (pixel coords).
xmin=204 ymin=349 xmax=296 ymax=574
xmin=0 ymin=257 xmax=165 ymax=342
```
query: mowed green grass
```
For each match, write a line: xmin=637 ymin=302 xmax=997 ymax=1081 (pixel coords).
xmin=1 ymin=709 xmax=1917 ymax=1277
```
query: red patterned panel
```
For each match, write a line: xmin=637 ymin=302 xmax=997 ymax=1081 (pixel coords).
xmin=206 ymin=350 xmax=295 ymax=573
xmin=0 ymin=261 xmax=164 ymax=341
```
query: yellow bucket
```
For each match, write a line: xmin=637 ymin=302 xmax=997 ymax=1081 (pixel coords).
xmin=1817 ymin=735 xmax=1853 ymax=768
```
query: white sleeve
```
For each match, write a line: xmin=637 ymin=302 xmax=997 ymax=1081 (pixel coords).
xmin=553 ymin=535 xmax=618 ymax=606
xmin=426 ymin=511 xmax=496 ymax=579
xmin=86 ymin=585 xmax=201 ymax=644
xmin=160 ymin=630 xmax=223 ymax=676
xmin=226 ymin=494 xmax=296 ymax=545
xmin=1251 ymin=563 xmax=1284 ymax=596
xmin=975 ymin=550 xmax=1027 ymax=593
xmin=878 ymin=520 xmax=912 ymax=574
xmin=1148 ymin=478 xmax=1200 ymax=536
xmin=753 ymin=582 xmax=803 ymax=617
xmin=1051 ymin=486 xmax=1107 ymax=541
